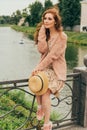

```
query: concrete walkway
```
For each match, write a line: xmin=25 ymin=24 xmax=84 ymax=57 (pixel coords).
xmin=32 ymin=125 xmax=87 ymax=130
xmin=57 ymin=125 xmax=87 ymax=130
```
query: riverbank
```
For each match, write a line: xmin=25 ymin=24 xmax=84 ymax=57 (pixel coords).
xmin=11 ymin=25 xmax=87 ymax=46
xmin=0 ymin=24 xmax=10 ymax=27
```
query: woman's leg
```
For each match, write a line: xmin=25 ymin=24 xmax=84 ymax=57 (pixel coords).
xmin=36 ymin=95 xmax=44 ymax=120
xmin=42 ymin=89 xmax=51 ymax=124
xmin=36 ymin=95 xmax=42 ymax=105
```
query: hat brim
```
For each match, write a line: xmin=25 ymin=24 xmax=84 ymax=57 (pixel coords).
xmin=28 ymin=71 xmax=49 ymax=96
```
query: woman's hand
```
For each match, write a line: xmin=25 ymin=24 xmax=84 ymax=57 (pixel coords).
xmin=32 ymin=69 xmax=39 ymax=76
xmin=31 ymin=65 xmax=41 ymax=76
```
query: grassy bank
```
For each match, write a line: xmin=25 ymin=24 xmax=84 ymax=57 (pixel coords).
xmin=11 ymin=25 xmax=36 ymax=40
xmin=0 ymin=86 xmax=59 ymax=130
xmin=0 ymin=88 xmax=37 ymax=129
xmin=66 ymin=31 xmax=87 ymax=45
xmin=0 ymin=24 xmax=11 ymax=27
xmin=11 ymin=25 xmax=87 ymax=45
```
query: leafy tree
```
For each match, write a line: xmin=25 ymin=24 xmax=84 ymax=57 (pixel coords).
xmin=9 ymin=10 xmax=22 ymax=25
xmin=10 ymin=12 xmax=17 ymax=24
xmin=58 ymin=0 xmax=81 ymax=30
xmin=22 ymin=8 xmax=28 ymax=18
xmin=0 ymin=16 xmax=11 ymax=24
xmin=3 ymin=16 xmax=11 ymax=23
xmin=15 ymin=10 xmax=22 ymax=24
xmin=28 ymin=1 xmax=43 ymax=26
xmin=44 ymin=0 xmax=53 ymax=11
xmin=0 ymin=16 xmax=5 ymax=24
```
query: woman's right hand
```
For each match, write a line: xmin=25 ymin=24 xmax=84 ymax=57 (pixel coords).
xmin=32 ymin=70 xmax=38 ymax=76
xmin=31 ymin=66 xmax=40 ymax=76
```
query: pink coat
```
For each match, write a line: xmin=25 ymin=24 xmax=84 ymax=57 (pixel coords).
xmin=35 ymin=25 xmax=67 ymax=81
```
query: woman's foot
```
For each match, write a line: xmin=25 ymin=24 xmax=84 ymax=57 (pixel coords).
xmin=43 ymin=121 xmax=52 ymax=130
xmin=36 ymin=106 xmax=44 ymax=120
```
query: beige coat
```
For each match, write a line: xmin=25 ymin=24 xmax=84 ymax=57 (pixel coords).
xmin=35 ymin=25 xmax=67 ymax=81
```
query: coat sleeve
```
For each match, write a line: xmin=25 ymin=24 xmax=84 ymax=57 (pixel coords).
xmin=35 ymin=34 xmax=67 ymax=71
xmin=37 ymin=25 xmax=48 ymax=54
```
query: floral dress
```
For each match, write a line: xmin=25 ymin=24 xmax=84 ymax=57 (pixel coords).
xmin=43 ymin=37 xmax=64 ymax=97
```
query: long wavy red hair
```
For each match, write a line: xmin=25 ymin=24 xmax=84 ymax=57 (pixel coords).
xmin=34 ymin=7 xmax=63 ymax=44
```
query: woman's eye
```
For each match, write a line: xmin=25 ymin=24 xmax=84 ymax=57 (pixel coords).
xmin=44 ymin=17 xmax=52 ymax=20
xmin=44 ymin=17 xmax=47 ymax=20
xmin=48 ymin=18 xmax=52 ymax=20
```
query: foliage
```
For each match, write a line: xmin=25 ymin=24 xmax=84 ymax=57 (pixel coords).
xmin=50 ymin=111 xmax=61 ymax=120
xmin=11 ymin=10 xmax=22 ymax=25
xmin=44 ymin=0 xmax=53 ymax=11
xmin=0 ymin=88 xmax=37 ymax=129
xmin=28 ymin=1 xmax=43 ymax=26
xmin=27 ymin=0 xmax=54 ymax=26
xmin=65 ymin=31 xmax=87 ymax=45
xmin=22 ymin=8 xmax=28 ymax=18
xmin=0 ymin=85 xmax=59 ymax=129
xmin=0 ymin=0 xmax=54 ymax=26
xmin=0 ymin=114 xmax=26 ymax=130
xmin=0 ymin=16 xmax=11 ymax=24
xmin=0 ymin=10 xmax=22 ymax=25
xmin=66 ymin=43 xmax=78 ymax=69
xmin=58 ymin=0 xmax=81 ymax=29
xmin=0 ymin=0 xmax=82 ymax=28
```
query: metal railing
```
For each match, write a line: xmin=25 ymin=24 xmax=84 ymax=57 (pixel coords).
xmin=0 ymin=72 xmax=80 ymax=130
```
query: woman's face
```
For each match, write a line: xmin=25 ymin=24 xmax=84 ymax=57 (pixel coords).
xmin=43 ymin=13 xmax=55 ymax=29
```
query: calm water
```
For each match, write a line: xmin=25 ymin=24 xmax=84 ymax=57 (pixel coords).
xmin=0 ymin=27 xmax=87 ymax=81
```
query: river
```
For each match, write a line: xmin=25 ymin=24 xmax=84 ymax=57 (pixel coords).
xmin=0 ymin=27 xmax=87 ymax=81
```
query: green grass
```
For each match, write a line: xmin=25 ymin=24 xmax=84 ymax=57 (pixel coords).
xmin=11 ymin=25 xmax=35 ymax=40
xmin=0 ymin=24 xmax=11 ymax=27
xmin=66 ymin=31 xmax=87 ymax=45
xmin=0 ymin=87 xmax=59 ymax=129
xmin=0 ymin=87 xmax=37 ymax=129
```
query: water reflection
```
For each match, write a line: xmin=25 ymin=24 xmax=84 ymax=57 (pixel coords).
xmin=0 ymin=27 xmax=40 ymax=81
xmin=66 ymin=43 xmax=87 ymax=73
xmin=66 ymin=43 xmax=78 ymax=70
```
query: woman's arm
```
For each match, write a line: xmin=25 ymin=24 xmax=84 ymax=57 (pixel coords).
xmin=37 ymin=25 xmax=48 ymax=54
xmin=35 ymin=33 xmax=67 ymax=71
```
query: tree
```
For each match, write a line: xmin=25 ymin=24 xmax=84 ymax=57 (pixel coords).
xmin=44 ymin=0 xmax=53 ymax=11
xmin=28 ymin=1 xmax=43 ymax=26
xmin=0 ymin=16 xmax=5 ymax=24
xmin=58 ymin=0 xmax=81 ymax=30
xmin=15 ymin=10 xmax=22 ymax=24
xmin=10 ymin=10 xmax=22 ymax=25
xmin=22 ymin=8 xmax=28 ymax=18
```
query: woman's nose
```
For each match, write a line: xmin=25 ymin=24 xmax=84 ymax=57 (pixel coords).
xmin=45 ymin=19 xmax=48 ymax=23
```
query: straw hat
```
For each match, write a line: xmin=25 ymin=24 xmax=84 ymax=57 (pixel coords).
xmin=28 ymin=71 xmax=49 ymax=95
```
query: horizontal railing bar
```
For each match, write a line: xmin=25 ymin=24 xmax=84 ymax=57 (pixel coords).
xmin=53 ymin=121 xmax=77 ymax=129
xmin=0 ymin=72 xmax=80 ymax=86
xmin=67 ymin=72 xmax=80 ymax=78
xmin=0 ymin=79 xmax=28 ymax=85
xmin=0 ymin=84 xmax=28 ymax=89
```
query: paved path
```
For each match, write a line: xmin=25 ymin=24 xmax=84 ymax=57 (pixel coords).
xmin=57 ymin=125 xmax=87 ymax=130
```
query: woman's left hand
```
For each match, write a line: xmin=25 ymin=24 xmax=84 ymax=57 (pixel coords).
xmin=32 ymin=69 xmax=39 ymax=76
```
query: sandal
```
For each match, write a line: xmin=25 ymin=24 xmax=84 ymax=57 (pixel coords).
xmin=36 ymin=107 xmax=44 ymax=120
xmin=43 ymin=121 xmax=52 ymax=130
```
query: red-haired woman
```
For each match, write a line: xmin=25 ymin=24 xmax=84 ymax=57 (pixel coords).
xmin=32 ymin=7 xmax=67 ymax=130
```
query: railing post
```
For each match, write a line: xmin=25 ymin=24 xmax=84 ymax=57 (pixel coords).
xmin=72 ymin=55 xmax=87 ymax=127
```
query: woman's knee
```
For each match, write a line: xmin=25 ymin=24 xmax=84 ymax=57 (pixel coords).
xmin=42 ymin=89 xmax=51 ymax=102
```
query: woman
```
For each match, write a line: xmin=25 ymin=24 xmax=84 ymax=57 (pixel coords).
xmin=32 ymin=7 xmax=67 ymax=130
